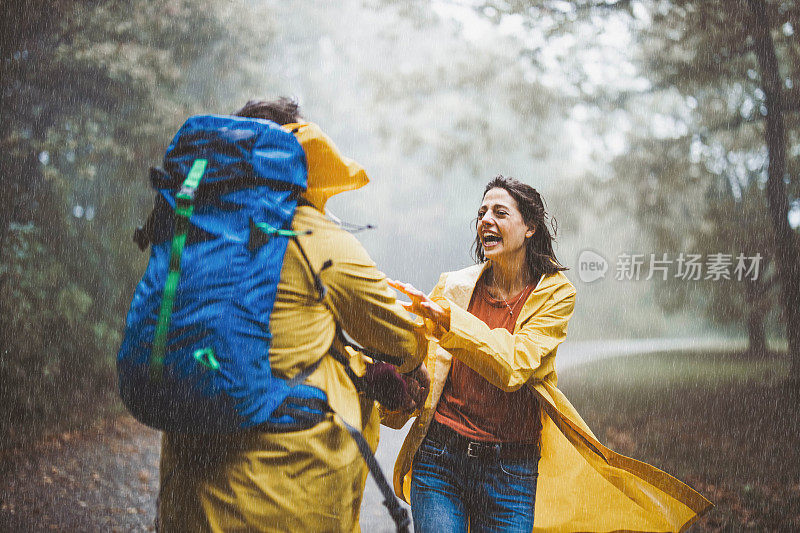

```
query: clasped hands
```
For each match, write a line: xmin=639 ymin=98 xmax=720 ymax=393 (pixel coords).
xmin=358 ymin=279 xmax=450 ymax=413
xmin=360 ymin=362 xmax=430 ymax=412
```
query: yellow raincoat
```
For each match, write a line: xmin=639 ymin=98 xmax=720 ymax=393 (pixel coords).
xmin=158 ymin=123 xmax=427 ymax=532
xmin=385 ymin=263 xmax=712 ymax=532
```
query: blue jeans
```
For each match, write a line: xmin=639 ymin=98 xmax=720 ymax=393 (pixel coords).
xmin=410 ymin=423 xmax=539 ymax=533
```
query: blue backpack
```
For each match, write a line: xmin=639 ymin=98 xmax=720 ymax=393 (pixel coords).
xmin=119 ymin=114 xmax=327 ymax=433
xmin=117 ymin=115 xmax=410 ymax=532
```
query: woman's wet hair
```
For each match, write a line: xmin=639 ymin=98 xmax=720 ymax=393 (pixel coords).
xmin=234 ymin=97 xmax=302 ymax=125
xmin=472 ymin=175 xmax=567 ymax=279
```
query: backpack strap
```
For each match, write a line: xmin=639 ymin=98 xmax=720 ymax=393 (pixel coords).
xmin=133 ymin=209 xmax=156 ymax=251
xmin=324 ymin=327 xmax=411 ymax=533
xmin=258 ymin=395 xmax=412 ymax=532
xmin=336 ymin=414 xmax=411 ymax=533
xmin=133 ymin=168 xmax=173 ymax=251
xmin=149 ymin=158 xmax=208 ymax=382
xmin=290 ymin=233 xmax=331 ymax=302
xmin=257 ymin=219 xmax=411 ymax=532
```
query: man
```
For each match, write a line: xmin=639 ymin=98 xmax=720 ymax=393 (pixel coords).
xmin=157 ymin=98 xmax=429 ymax=532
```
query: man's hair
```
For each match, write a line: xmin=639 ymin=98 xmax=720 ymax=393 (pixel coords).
xmin=233 ymin=97 xmax=302 ymax=125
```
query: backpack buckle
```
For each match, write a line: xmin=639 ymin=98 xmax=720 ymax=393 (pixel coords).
xmin=467 ymin=442 xmax=480 ymax=458
xmin=177 ymin=185 xmax=197 ymax=200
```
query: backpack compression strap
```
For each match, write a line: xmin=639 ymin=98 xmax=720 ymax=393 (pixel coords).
xmin=337 ymin=415 xmax=411 ymax=533
xmin=149 ymin=158 xmax=208 ymax=382
xmin=273 ymin=397 xmax=410 ymax=533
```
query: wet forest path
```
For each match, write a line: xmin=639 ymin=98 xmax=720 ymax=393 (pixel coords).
xmin=1 ymin=416 xmax=160 ymax=531
xmin=1 ymin=338 xmax=784 ymax=531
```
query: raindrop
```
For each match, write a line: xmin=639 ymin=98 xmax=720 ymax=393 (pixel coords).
xmin=66 ymin=150 xmax=76 ymax=163
xmin=73 ymin=205 xmax=84 ymax=218
xmin=38 ymin=151 xmax=50 ymax=165
xmin=786 ymin=78 xmax=794 ymax=89
xmin=782 ymin=22 xmax=794 ymax=36
xmin=85 ymin=206 xmax=95 ymax=221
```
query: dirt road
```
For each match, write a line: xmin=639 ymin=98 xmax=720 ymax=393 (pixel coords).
xmin=2 ymin=339 xmax=766 ymax=531
xmin=0 ymin=414 xmax=409 ymax=532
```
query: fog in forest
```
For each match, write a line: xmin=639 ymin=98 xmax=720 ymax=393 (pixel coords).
xmin=185 ymin=0 xmax=772 ymax=342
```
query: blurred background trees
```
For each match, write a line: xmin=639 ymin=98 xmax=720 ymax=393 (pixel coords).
xmin=453 ymin=0 xmax=799 ymax=376
xmin=612 ymin=0 xmax=799 ymax=378
xmin=0 ymin=0 xmax=246 ymax=444
xmin=2 ymin=0 xmax=798 ymax=446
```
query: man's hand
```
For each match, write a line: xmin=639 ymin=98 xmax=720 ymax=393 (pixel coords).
xmin=403 ymin=364 xmax=430 ymax=410
xmin=359 ymin=362 xmax=430 ymax=412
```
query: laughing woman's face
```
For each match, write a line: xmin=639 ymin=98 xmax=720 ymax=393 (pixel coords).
xmin=477 ymin=188 xmax=533 ymax=266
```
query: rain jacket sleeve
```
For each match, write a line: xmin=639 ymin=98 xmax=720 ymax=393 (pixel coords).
xmin=378 ymin=272 xmax=449 ymax=429
xmin=325 ymin=255 xmax=426 ymax=374
xmin=435 ymin=282 xmax=575 ymax=391
xmin=296 ymin=223 xmax=427 ymax=375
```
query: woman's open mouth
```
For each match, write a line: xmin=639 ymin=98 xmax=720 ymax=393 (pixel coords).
xmin=482 ymin=233 xmax=502 ymax=248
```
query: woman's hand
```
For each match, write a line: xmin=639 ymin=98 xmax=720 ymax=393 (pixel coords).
xmin=387 ymin=279 xmax=450 ymax=335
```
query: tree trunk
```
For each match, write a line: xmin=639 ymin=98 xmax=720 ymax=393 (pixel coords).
xmin=745 ymin=280 xmax=768 ymax=356
xmin=747 ymin=312 xmax=767 ymax=357
xmin=745 ymin=0 xmax=800 ymax=389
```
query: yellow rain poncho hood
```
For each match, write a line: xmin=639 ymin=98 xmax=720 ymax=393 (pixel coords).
xmin=285 ymin=122 xmax=369 ymax=211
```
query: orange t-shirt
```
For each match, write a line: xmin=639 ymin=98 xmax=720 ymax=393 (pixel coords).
xmin=434 ymin=273 xmax=542 ymax=443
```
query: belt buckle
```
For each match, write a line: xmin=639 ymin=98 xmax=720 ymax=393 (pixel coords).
xmin=466 ymin=441 xmax=480 ymax=458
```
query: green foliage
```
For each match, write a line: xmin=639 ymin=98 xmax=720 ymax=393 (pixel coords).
xmin=0 ymin=0 xmax=246 ymax=448
xmin=0 ymin=224 xmax=118 ymax=443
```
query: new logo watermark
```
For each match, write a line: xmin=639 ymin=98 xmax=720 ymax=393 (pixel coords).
xmin=576 ymin=250 xmax=763 ymax=283
xmin=577 ymin=249 xmax=609 ymax=283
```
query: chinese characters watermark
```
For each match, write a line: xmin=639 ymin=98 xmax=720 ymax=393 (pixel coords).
xmin=577 ymin=249 xmax=763 ymax=284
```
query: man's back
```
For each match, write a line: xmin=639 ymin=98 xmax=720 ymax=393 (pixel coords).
xmin=158 ymin=206 xmax=425 ymax=532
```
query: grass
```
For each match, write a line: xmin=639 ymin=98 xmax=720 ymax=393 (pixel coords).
xmin=558 ymin=351 xmax=800 ymax=531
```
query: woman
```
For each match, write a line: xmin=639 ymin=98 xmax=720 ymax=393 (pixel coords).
xmin=388 ymin=176 xmax=711 ymax=532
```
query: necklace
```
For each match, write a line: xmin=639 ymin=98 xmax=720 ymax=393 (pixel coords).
xmin=488 ymin=284 xmax=524 ymax=316
xmin=487 ymin=268 xmax=531 ymax=316
xmin=497 ymin=290 xmax=514 ymax=316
